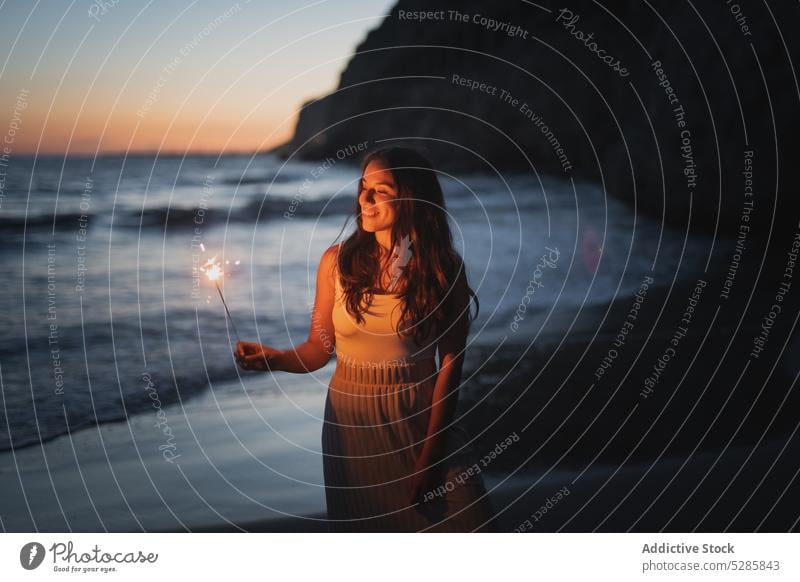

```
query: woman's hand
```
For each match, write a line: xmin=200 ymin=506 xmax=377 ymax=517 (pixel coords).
xmin=235 ymin=341 xmax=281 ymax=371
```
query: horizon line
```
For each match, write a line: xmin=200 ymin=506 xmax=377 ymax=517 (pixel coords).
xmin=6 ymin=146 xmax=285 ymax=159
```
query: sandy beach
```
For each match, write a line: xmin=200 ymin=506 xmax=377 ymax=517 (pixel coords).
xmin=0 ymin=363 xmax=333 ymax=532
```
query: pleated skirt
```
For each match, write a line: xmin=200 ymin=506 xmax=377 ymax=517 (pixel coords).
xmin=321 ymin=354 xmax=496 ymax=532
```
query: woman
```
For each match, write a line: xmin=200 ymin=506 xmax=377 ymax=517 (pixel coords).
xmin=236 ymin=146 xmax=496 ymax=532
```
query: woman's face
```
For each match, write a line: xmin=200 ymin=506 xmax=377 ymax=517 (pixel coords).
xmin=358 ymin=160 xmax=399 ymax=235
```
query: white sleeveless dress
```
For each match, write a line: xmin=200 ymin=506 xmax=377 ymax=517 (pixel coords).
xmin=321 ymin=255 xmax=496 ymax=532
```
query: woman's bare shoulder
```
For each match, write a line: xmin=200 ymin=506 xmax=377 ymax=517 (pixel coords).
xmin=320 ymin=243 xmax=342 ymax=277
xmin=322 ymin=242 xmax=342 ymax=262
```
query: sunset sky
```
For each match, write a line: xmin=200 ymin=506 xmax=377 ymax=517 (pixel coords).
xmin=0 ymin=0 xmax=395 ymax=155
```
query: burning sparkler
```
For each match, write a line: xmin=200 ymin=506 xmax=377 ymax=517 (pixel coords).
xmin=201 ymin=255 xmax=241 ymax=341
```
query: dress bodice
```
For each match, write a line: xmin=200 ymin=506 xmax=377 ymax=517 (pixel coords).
xmin=331 ymin=258 xmax=437 ymax=365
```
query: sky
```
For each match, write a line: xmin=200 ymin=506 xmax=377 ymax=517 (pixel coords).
xmin=0 ymin=0 xmax=396 ymax=155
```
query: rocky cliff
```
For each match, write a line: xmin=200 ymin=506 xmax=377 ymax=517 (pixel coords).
xmin=276 ymin=0 xmax=799 ymax=234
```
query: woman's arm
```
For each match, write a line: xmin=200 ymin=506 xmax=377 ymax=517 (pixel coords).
xmin=411 ymin=261 xmax=471 ymax=500
xmin=239 ymin=245 xmax=338 ymax=373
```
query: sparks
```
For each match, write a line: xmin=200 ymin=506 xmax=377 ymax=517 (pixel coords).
xmin=201 ymin=256 xmax=224 ymax=282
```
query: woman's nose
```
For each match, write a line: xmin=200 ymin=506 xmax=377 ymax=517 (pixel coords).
xmin=359 ymin=187 xmax=374 ymax=204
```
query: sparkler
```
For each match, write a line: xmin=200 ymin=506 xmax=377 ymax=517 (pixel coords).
xmin=201 ymin=255 xmax=241 ymax=342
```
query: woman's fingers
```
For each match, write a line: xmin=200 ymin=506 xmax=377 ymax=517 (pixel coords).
xmin=236 ymin=341 xmax=264 ymax=358
xmin=234 ymin=342 xmax=277 ymax=371
xmin=235 ymin=342 xmax=251 ymax=364
xmin=243 ymin=351 xmax=272 ymax=370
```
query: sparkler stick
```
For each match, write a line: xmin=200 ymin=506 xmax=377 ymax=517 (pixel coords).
xmin=201 ymin=255 xmax=241 ymax=342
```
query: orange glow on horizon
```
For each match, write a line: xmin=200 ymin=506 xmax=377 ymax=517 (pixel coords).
xmin=3 ymin=106 xmax=296 ymax=155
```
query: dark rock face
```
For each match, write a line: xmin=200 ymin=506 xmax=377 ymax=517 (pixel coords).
xmin=276 ymin=0 xmax=799 ymax=235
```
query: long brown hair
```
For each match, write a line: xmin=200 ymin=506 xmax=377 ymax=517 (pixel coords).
xmin=335 ymin=146 xmax=479 ymax=347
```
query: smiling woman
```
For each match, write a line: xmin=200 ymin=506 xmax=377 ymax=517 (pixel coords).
xmin=236 ymin=146 xmax=496 ymax=532
xmin=323 ymin=147 xmax=496 ymax=531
